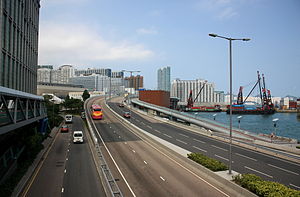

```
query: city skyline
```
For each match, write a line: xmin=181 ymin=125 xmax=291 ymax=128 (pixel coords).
xmin=38 ymin=0 xmax=300 ymax=97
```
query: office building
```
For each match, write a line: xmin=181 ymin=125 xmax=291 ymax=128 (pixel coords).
xmin=0 ymin=0 xmax=40 ymax=94
xmin=157 ymin=66 xmax=170 ymax=92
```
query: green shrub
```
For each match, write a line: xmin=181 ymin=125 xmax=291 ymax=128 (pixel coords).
xmin=187 ymin=152 xmax=228 ymax=171
xmin=233 ymin=174 xmax=300 ymax=197
xmin=296 ymin=146 xmax=300 ymax=149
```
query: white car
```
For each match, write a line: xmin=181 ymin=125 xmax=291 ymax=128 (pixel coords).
xmin=65 ymin=115 xmax=73 ymax=123
xmin=73 ymin=131 xmax=84 ymax=143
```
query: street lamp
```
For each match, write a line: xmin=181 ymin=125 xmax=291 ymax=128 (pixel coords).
xmin=237 ymin=116 xmax=243 ymax=129
xmin=194 ymin=112 xmax=198 ymax=119
xmin=213 ymin=113 xmax=217 ymax=120
xmin=272 ymin=118 xmax=279 ymax=142
xmin=209 ymin=33 xmax=250 ymax=175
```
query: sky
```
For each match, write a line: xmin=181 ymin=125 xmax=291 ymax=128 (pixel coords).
xmin=38 ymin=0 xmax=300 ymax=97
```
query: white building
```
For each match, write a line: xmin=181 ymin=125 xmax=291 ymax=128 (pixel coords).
xmin=37 ymin=68 xmax=52 ymax=83
xmin=171 ymin=78 xmax=220 ymax=104
xmin=69 ymin=91 xmax=104 ymax=101
xmin=157 ymin=66 xmax=171 ymax=92
xmin=59 ymin=65 xmax=75 ymax=84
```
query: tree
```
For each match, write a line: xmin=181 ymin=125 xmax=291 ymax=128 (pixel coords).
xmin=82 ymin=89 xmax=90 ymax=101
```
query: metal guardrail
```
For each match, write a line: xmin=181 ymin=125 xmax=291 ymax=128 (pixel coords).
xmin=0 ymin=86 xmax=47 ymax=135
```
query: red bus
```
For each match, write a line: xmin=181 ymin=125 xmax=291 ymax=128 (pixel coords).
xmin=91 ymin=104 xmax=103 ymax=120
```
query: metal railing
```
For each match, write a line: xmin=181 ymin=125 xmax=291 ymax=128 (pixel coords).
xmin=0 ymin=86 xmax=47 ymax=135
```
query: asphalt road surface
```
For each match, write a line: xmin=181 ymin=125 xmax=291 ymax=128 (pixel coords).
xmin=88 ymin=97 xmax=233 ymax=197
xmin=23 ymin=116 xmax=106 ymax=197
xmin=108 ymin=100 xmax=300 ymax=190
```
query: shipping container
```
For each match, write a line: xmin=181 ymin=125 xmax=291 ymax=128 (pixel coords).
xmin=139 ymin=90 xmax=170 ymax=107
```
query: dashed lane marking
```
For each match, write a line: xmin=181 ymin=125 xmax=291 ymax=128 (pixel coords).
xmin=176 ymin=139 xmax=187 ymax=145
xmin=144 ymin=161 xmax=148 ymax=165
xmin=211 ymin=145 xmax=228 ymax=152
xmin=193 ymin=138 xmax=205 ymax=144
xmin=235 ymin=153 xmax=257 ymax=161
xmin=160 ymin=176 xmax=165 ymax=181
xmin=268 ymin=164 xmax=299 ymax=175
xmin=192 ymin=146 xmax=207 ymax=152
xmin=244 ymin=166 xmax=273 ymax=178
xmin=179 ymin=133 xmax=189 ymax=138
xmin=163 ymin=134 xmax=172 ymax=138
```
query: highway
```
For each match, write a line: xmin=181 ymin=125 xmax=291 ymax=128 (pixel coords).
xmin=23 ymin=116 xmax=105 ymax=197
xmin=107 ymin=99 xmax=300 ymax=191
xmin=88 ymin=97 xmax=234 ymax=197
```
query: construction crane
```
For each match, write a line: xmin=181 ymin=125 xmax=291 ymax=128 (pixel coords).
xmin=187 ymin=83 xmax=206 ymax=109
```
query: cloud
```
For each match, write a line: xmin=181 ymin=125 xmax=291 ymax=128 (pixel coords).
xmin=136 ymin=27 xmax=158 ymax=35
xmin=195 ymin=0 xmax=239 ymax=20
xmin=38 ymin=22 xmax=154 ymax=65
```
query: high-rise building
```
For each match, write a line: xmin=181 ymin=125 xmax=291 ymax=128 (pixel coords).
xmin=171 ymin=78 xmax=216 ymax=103
xmin=157 ymin=66 xmax=170 ymax=92
xmin=37 ymin=68 xmax=52 ymax=83
xmin=75 ymin=68 xmax=111 ymax=77
xmin=125 ymin=75 xmax=143 ymax=90
xmin=0 ymin=0 xmax=41 ymax=94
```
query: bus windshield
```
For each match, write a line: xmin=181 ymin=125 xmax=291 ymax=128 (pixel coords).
xmin=94 ymin=109 xmax=102 ymax=111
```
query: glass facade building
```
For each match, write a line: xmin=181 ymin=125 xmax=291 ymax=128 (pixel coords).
xmin=157 ymin=66 xmax=170 ymax=92
xmin=0 ymin=0 xmax=40 ymax=94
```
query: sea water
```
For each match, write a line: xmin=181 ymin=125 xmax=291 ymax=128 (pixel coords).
xmin=192 ymin=112 xmax=300 ymax=141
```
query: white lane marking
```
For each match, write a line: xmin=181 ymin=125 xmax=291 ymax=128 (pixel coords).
xmin=67 ymin=149 xmax=69 ymax=152
xmin=118 ymin=136 xmax=121 ymax=138
xmin=211 ymin=145 xmax=228 ymax=152
xmin=136 ymin=119 xmax=140 ymax=122
xmin=160 ymin=176 xmax=165 ymax=181
xmin=163 ymin=134 xmax=172 ymax=138
xmin=193 ymin=138 xmax=205 ymax=144
xmin=244 ymin=166 xmax=273 ymax=178
xmin=132 ymin=150 xmax=136 ymax=153
xmin=124 ymin=142 xmax=127 ymax=145
xmin=64 ymin=169 xmax=66 ymax=173
xmin=268 ymin=164 xmax=299 ymax=175
xmin=141 ymin=122 xmax=145 ymax=125
xmin=179 ymin=133 xmax=189 ymax=138
xmin=61 ymin=188 xmax=64 ymax=193
xmin=192 ymin=146 xmax=207 ymax=153
xmin=215 ymin=154 xmax=230 ymax=162
xmin=147 ymin=125 xmax=152 ymax=129
xmin=113 ymin=131 xmax=116 ymax=133
xmin=154 ymin=129 xmax=161 ymax=134
xmin=66 ymin=158 xmax=68 ymax=161
xmin=176 ymin=139 xmax=187 ymax=145
xmin=144 ymin=161 xmax=148 ymax=165
xmin=235 ymin=153 xmax=257 ymax=162
xmin=90 ymin=116 xmax=136 ymax=197
xmin=290 ymin=183 xmax=300 ymax=190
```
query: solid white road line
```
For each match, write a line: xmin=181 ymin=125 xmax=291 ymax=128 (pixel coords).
xmin=267 ymin=164 xmax=299 ymax=175
xmin=163 ymin=134 xmax=172 ymax=138
xmin=160 ymin=176 xmax=165 ymax=181
xmin=176 ymin=139 xmax=187 ymax=145
xmin=193 ymin=138 xmax=205 ymax=144
xmin=192 ymin=146 xmax=207 ymax=153
xmin=144 ymin=161 xmax=148 ymax=165
xmin=235 ymin=153 xmax=257 ymax=161
xmin=244 ymin=166 xmax=273 ymax=178
xmin=179 ymin=133 xmax=189 ymax=138
xmin=211 ymin=145 xmax=228 ymax=152
xmin=290 ymin=183 xmax=300 ymax=190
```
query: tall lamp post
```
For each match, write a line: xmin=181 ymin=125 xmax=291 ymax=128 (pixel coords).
xmin=213 ymin=113 xmax=217 ymax=121
xmin=209 ymin=33 xmax=250 ymax=174
xmin=272 ymin=118 xmax=279 ymax=143
xmin=237 ymin=116 xmax=243 ymax=129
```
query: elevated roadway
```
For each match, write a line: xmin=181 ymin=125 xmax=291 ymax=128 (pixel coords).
xmin=87 ymin=96 xmax=247 ymax=197
xmin=108 ymin=98 xmax=300 ymax=191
